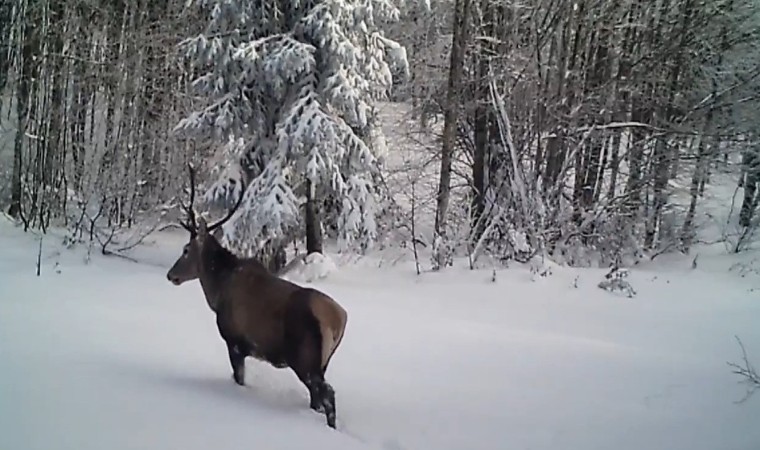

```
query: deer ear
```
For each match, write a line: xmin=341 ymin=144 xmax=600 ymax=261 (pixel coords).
xmin=197 ymin=217 xmax=208 ymax=235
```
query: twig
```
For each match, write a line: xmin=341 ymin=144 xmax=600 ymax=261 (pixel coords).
xmin=727 ymin=335 xmax=760 ymax=404
xmin=100 ymin=249 xmax=140 ymax=264
xmin=113 ymin=218 xmax=164 ymax=253
xmin=649 ymin=239 xmax=681 ymax=261
xmin=36 ymin=235 xmax=43 ymax=277
xmin=98 ymin=227 xmax=118 ymax=255
xmin=411 ymin=181 xmax=421 ymax=275
xmin=158 ymin=223 xmax=184 ymax=232
xmin=734 ymin=222 xmax=758 ymax=254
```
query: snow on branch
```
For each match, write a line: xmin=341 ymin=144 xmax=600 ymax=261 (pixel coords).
xmin=175 ymin=0 xmax=406 ymax=256
xmin=573 ymin=122 xmax=663 ymax=133
xmin=219 ymin=155 xmax=301 ymax=248
xmin=252 ymin=35 xmax=317 ymax=83
xmin=173 ymin=93 xmax=238 ymax=136
xmin=323 ymin=67 xmax=371 ymax=129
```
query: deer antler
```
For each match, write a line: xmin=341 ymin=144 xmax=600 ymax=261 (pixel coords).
xmin=208 ymin=182 xmax=245 ymax=232
xmin=179 ymin=164 xmax=198 ymax=234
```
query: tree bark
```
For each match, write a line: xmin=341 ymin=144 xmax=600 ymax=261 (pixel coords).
xmin=739 ymin=149 xmax=759 ymax=227
xmin=470 ymin=0 xmax=495 ymax=243
xmin=434 ymin=0 xmax=471 ymax=236
xmin=305 ymin=179 xmax=323 ymax=254
xmin=0 ymin=0 xmax=13 ymax=117
xmin=682 ymin=108 xmax=715 ymax=244
xmin=646 ymin=0 xmax=692 ymax=249
xmin=9 ymin=0 xmax=41 ymax=220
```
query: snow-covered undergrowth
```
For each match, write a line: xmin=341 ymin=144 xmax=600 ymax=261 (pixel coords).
xmin=281 ymin=252 xmax=339 ymax=283
xmin=374 ymin=98 xmax=760 ymax=269
xmin=1 ymin=214 xmax=759 ymax=450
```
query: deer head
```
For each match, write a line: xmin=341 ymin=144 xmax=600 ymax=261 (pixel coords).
xmin=166 ymin=164 xmax=244 ymax=285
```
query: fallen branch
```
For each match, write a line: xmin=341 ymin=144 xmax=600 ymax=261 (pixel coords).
xmin=100 ymin=249 xmax=140 ymax=264
xmin=727 ymin=335 xmax=760 ymax=403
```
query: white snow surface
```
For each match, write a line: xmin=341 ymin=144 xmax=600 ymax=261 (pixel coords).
xmin=1 ymin=217 xmax=760 ymax=450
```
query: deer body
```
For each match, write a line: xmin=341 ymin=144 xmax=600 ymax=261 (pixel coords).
xmin=198 ymin=237 xmax=346 ymax=371
xmin=166 ymin=166 xmax=347 ymax=429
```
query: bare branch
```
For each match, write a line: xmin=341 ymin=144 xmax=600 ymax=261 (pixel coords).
xmin=727 ymin=335 xmax=760 ymax=404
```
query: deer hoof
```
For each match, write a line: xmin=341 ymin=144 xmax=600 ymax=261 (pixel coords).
xmin=232 ymin=373 xmax=245 ymax=386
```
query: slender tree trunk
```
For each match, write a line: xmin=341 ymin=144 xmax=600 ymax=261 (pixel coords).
xmin=434 ymin=0 xmax=471 ymax=236
xmin=470 ymin=0 xmax=494 ymax=242
xmin=646 ymin=0 xmax=692 ymax=248
xmin=43 ymin=0 xmax=66 ymax=224
xmin=10 ymin=0 xmax=40 ymax=220
xmin=682 ymin=108 xmax=715 ymax=245
xmin=0 ymin=0 xmax=13 ymax=117
xmin=580 ymin=18 xmax=610 ymax=212
xmin=305 ymin=179 xmax=323 ymax=254
xmin=739 ymin=159 xmax=758 ymax=228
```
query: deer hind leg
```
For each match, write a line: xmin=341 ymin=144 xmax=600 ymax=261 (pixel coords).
xmin=315 ymin=376 xmax=336 ymax=428
xmin=287 ymin=331 xmax=336 ymax=426
xmin=284 ymin=297 xmax=337 ymax=428
xmin=287 ymin=343 xmax=323 ymax=412
xmin=305 ymin=374 xmax=325 ymax=413
xmin=294 ymin=369 xmax=336 ymax=428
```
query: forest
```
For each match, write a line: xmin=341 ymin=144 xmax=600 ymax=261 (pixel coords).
xmin=2 ymin=1 xmax=760 ymax=447
xmin=1 ymin=0 xmax=759 ymax=271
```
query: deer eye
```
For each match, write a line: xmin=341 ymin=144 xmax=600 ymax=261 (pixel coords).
xmin=182 ymin=246 xmax=189 ymax=255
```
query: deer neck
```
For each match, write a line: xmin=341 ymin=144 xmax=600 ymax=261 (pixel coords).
xmin=197 ymin=237 xmax=239 ymax=313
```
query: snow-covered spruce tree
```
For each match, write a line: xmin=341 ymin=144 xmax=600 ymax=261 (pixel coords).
xmin=174 ymin=0 xmax=409 ymax=267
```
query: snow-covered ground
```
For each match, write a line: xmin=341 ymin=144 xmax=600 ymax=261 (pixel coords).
xmin=1 ymin=213 xmax=759 ymax=450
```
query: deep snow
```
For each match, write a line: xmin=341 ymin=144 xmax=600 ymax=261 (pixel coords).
xmin=1 ymin=216 xmax=759 ymax=450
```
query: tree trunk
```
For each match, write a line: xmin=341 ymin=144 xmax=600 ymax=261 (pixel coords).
xmin=646 ymin=0 xmax=692 ymax=249
xmin=682 ymin=108 xmax=715 ymax=245
xmin=43 ymin=0 xmax=67 ymax=224
xmin=9 ymin=0 xmax=40 ymax=220
xmin=305 ymin=179 xmax=323 ymax=254
xmin=434 ymin=0 xmax=471 ymax=236
xmin=470 ymin=0 xmax=493 ymax=243
xmin=739 ymin=150 xmax=759 ymax=227
xmin=0 ymin=0 xmax=13 ymax=117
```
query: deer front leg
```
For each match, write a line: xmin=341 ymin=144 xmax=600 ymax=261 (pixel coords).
xmin=226 ymin=341 xmax=246 ymax=386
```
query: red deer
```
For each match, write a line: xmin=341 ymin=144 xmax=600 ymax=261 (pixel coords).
xmin=166 ymin=165 xmax=348 ymax=429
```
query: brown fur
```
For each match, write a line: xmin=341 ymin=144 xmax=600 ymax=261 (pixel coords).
xmin=213 ymin=260 xmax=348 ymax=372
xmin=165 ymin=167 xmax=347 ymax=428
xmin=309 ymin=291 xmax=348 ymax=371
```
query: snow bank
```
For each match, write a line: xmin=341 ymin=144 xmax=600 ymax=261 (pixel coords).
xmin=1 ymin=216 xmax=759 ymax=450
xmin=280 ymin=252 xmax=339 ymax=283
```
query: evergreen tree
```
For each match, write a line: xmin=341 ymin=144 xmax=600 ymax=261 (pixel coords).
xmin=175 ymin=0 xmax=409 ymax=262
